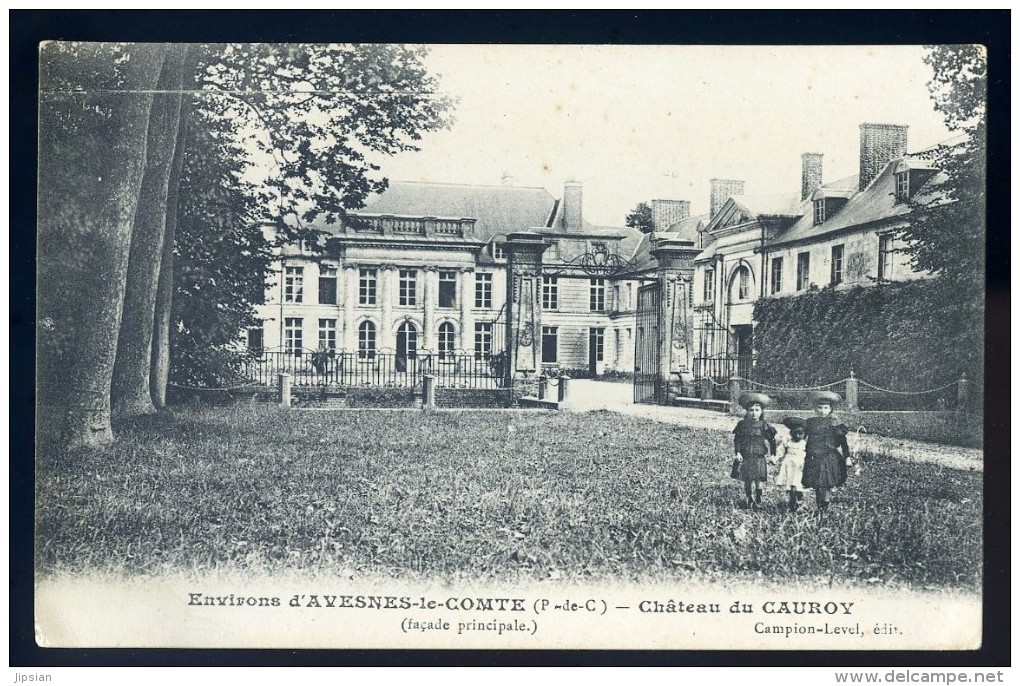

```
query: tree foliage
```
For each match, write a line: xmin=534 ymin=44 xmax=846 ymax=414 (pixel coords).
xmin=168 ymin=44 xmax=455 ymax=386
xmin=625 ymin=201 xmax=655 ymax=233
xmin=169 ymin=92 xmax=274 ymax=387
xmin=901 ymin=45 xmax=987 ymax=290
xmin=38 ymin=42 xmax=455 ymax=447
xmin=201 ymin=43 xmax=454 ymax=242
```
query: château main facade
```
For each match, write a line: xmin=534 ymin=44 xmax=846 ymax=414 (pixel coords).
xmin=251 ymin=180 xmax=648 ymax=377
xmin=251 ymin=121 xmax=947 ymax=385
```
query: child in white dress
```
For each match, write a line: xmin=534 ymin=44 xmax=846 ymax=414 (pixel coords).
xmin=774 ymin=416 xmax=809 ymax=512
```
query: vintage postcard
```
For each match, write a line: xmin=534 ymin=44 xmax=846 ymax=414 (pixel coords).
xmin=33 ymin=42 xmax=988 ymax=652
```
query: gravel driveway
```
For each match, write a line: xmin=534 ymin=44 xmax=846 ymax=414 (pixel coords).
xmin=561 ymin=379 xmax=983 ymax=472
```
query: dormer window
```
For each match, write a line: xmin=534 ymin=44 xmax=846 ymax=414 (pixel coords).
xmin=493 ymin=244 xmax=506 ymax=260
xmin=894 ymin=171 xmax=909 ymax=203
xmin=813 ymin=198 xmax=826 ymax=225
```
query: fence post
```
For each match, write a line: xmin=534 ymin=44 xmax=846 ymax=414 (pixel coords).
xmin=558 ymin=374 xmax=570 ymax=403
xmin=537 ymin=373 xmax=548 ymax=400
xmin=845 ymin=371 xmax=859 ymax=413
xmin=422 ymin=374 xmax=436 ymax=409
xmin=277 ymin=373 xmax=292 ymax=408
xmin=957 ymin=373 xmax=969 ymax=412
xmin=728 ymin=376 xmax=741 ymax=415
xmin=699 ymin=376 xmax=712 ymax=400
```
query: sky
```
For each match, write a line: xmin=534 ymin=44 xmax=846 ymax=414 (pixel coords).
xmin=377 ymin=45 xmax=955 ymax=227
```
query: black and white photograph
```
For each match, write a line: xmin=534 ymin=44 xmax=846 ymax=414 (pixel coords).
xmin=23 ymin=21 xmax=1003 ymax=662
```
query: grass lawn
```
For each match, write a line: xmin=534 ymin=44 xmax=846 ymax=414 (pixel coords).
xmin=36 ymin=406 xmax=982 ymax=590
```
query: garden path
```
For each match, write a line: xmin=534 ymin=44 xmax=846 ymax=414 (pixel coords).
xmin=561 ymin=379 xmax=983 ymax=473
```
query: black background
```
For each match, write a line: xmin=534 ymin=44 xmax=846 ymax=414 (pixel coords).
xmin=10 ymin=9 xmax=1011 ymax=668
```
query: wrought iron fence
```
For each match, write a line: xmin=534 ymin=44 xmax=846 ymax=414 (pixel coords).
xmin=240 ymin=348 xmax=506 ymax=389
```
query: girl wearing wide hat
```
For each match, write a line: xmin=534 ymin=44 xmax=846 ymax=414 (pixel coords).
xmin=731 ymin=392 xmax=778 ymax=509
xmin=801 ymin=390 xmax=852 ymax=512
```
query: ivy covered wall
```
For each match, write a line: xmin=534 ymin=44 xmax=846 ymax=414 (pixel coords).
xmin=752 ymin=279 xmax=983 ymax=392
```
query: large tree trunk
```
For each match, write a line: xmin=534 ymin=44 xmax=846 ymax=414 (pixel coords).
xmin=37 ymin=43 xmax=167 ymax=450
xmin=150 ymin=57 xmax=195 ymax=409
xmin=111 ymin=45 xmax=188 ymax=417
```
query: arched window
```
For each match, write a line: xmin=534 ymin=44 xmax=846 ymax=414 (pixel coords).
xmin=729 ymin=265 xmax=752 ymax=303
xmin=358 ymin=320 xmax=376 ymax=359
xmin=396 ymin=321 xmax=418 ymax=360
xmin=438 ymin=322 xmax=456 ymax=360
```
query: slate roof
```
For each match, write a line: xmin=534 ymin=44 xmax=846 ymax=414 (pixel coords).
xmin=612 ymin=225 xmax=646 ymax=260
xmin=728 ymin=194 xmax=804 ymax=218
xmin=338 ymin=181 xmax=559 ymax=242
xmin=767 ymin=157 xmax=930 ymax=248
xmin=625 ymin=213 xmax=710 ymax=274
xmin=666 ymin=213 xmax=710 ymax=243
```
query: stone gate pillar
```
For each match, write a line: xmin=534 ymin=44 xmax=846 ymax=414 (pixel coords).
xmin=650 ymin=236 xmax=700 ymax=401
xmin=504 ymin=232 xmax=549 ymax=385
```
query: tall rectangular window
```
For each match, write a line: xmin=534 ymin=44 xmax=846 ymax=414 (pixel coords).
xmin=737 ymin=267 xmax=750 ymax=301
xmin=894 ymin=172 xmax=909 ymax=203
xmin=284 ymin=317 xmax=303 ymax=355
xmin=247 ymin=326 xmax=264 ymax=354
xmin=703 ymin=269 xmax=715 ymax=302
xmin=813 ymin=198 xmax=826 ymax=225
xmin=589 ymin=327 xmax=605 ymax=362
xmin=613 ymin=284 xmax=620 ymax=311
xmin=831 ymin=244 xmax=845 ymax=285
xmin=398 ymin=269 xmax=417 ymax=306
xmin=542 ymin=276 xmax=558 ymax=310
xmin=318 ymin=265 xmax=337 ymax=305
xmin=359 ymin=268 xmax=377 ymax=305
xmin=614 ymin=329 xmax=622 ymax=365
xmin=770 ymin=257 xmax=783 ymax=294
xmin=284 ymin=266 xmax=304 ymax=303
xmin=474 ymin=322 xmax=493 ymax=359
xmin=878 ymin=234 xmax=895 ymax=280
xmin=589 ymin=278 xmax=606 ymax=312
xmin=796 ymin=252 xmax=811 ymax=291
xmin=541 ymin=326 xmax=558 ymax=363
xmin=318 ymin=318 xmax=337 ymax=352
xmin=474 ymin=273 xmax=492 ymax=309
xmin=439 ymin=270 xmax=457 ymax=308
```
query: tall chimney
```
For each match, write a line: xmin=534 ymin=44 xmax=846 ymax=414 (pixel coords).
xmin=801 ymin=153 xmax=824 ymax=201
xmin=563 ymin=180 xmax=583 ymax=232
xmin=859 ymin=123 xmax=908 ymax=191
xmin=650 ymin=199 xmax=691 ymax=231
xmin=710 ymin=178 xmax=745 ymax=219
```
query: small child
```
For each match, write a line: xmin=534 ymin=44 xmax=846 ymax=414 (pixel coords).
xmin=774 ymin=416 xmax=809 ymax=512
xmin=802 ymin=391 xmax=852 ymax=512
xmin=731 ymin=392 xmax=778 ymax=509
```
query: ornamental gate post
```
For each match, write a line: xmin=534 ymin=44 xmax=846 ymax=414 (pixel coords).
xmin=504 ymin=232 xmax=549 ymax=388
xmin=649 ymin=237 xmax=700 ymax=404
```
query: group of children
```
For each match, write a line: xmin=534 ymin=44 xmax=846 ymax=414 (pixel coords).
xmin=731 ymin=390 xmax=852 ymax=512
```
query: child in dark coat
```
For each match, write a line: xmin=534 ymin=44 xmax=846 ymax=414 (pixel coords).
xmin=731 ymin=392 xmax=778 ymax=509
xmin=801 ymin=391 xmax=852 ymax=512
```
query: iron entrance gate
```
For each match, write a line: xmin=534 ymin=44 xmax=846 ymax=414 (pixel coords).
xmin=633 ymin=282 xmax=661 ymax=404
